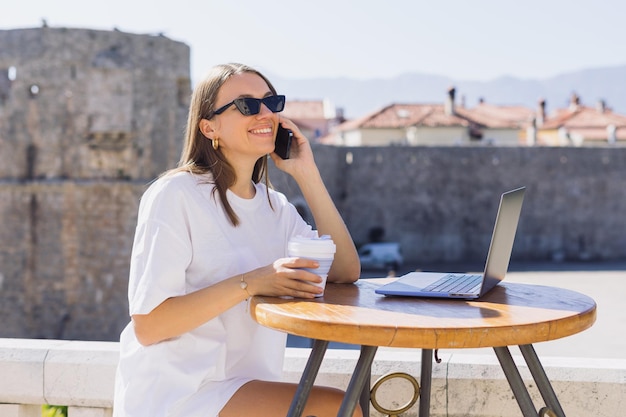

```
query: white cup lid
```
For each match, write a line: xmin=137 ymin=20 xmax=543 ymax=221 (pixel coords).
xmin=288 ymin=235 xmax=336 ymax=255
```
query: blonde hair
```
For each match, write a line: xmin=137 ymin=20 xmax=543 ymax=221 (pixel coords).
xmin=171 ymin=63 xmax=277 ymax=226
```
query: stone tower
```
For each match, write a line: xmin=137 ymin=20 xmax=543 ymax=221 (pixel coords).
xmin=0 ymin=27 xmax=191 ymax=340
xmin=0 ymin=26 xmax=190 ymax=180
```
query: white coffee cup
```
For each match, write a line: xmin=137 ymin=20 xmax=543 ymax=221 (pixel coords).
xmin=287 ymin=235 xmax=336 ymax=297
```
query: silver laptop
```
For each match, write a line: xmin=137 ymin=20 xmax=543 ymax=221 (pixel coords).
xmin=375 ymin=187 xmax=525 ymax=299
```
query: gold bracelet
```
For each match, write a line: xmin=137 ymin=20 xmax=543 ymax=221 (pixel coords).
xmin=239 ymin=274 xmax=251 ymax=298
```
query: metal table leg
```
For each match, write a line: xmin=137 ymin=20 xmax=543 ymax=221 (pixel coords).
xmin=493 ymin=346 xmax=538 ymax=417
xmin=418 ymin=349 xmax=433 ymax=417
xmin=519 ymin=344 xmax=566 ymax=417
xmin=286 ymin=339 xmax=329 ymax=417
xmin=359 ymin=372 xmax=371 ymax=417
xmin=337 ymin=345 xmax=378 ymax=417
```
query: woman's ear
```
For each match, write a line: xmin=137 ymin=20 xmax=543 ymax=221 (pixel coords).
xmin=198 ymin=119 xmax=216 ymax=140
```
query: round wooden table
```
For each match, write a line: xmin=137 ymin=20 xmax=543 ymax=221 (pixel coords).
xmin=251 ymin=280 xmax=596 ymax=417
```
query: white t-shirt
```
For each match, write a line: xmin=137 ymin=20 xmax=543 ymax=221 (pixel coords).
xmin=113 ymin=171 xmax=316 ymax=417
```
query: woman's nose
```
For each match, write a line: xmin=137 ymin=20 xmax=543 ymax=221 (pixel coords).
xmin=256 ymin=102 xmax=274 ymax=118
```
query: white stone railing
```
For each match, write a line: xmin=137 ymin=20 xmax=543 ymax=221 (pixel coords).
xmin=1 ymin=338 xmax=625 ymax=417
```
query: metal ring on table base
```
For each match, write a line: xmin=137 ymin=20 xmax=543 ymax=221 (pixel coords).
xmin=370 ymin=372 xmax=420 ymax=417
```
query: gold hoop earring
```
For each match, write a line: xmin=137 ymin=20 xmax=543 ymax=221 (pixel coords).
xmin=212 ymin=137 xmax=219 ymax=150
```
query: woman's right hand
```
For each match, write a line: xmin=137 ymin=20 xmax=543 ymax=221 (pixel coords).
xmin=246 ymin=258 xmax=324 ymax=298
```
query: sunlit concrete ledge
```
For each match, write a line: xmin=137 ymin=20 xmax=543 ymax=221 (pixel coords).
xmin=1 ymin=339 xmax=625 ymax=417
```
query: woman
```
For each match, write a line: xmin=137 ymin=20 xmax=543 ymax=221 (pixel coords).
xmin=113 ymin=63 xmax=362 ymax=417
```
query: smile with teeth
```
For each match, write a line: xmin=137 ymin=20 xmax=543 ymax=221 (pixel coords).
xmin=250 ymin=127 xmax=272 ymax=134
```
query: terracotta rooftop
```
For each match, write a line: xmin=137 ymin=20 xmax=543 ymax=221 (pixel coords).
xmin=542 ymin=106 xmax=626 ymax=130
xmin=457 ymin=103 xmax=535 ymax=129
xmin=539 ymin=100 xmax=626 ymax=142
xmin=324 ymin=89 xmax=626 ymax=145
xmin=332 ymin=103 xmax=466 ymax=130
xmin=282 ymin=100 xmax=329 ymax=120
xmin=334 ymin=102 xmax=532 ymax=131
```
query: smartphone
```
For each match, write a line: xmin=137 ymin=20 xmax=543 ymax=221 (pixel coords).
xmin=274 ymin=124 xmax=293 ymax=159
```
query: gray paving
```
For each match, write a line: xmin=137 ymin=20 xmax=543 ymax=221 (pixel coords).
xmin=485 ymin=264 xmax=625 ymax=359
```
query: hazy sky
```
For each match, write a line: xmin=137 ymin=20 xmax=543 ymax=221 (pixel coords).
xmin=3 ymin=0 xmax=625 ymax=84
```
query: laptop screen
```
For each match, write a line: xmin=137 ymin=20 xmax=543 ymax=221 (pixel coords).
xmin=479 ymin=187 xmax=525 ymax=295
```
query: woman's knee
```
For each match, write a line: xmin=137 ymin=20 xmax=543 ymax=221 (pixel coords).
xmin=310 ymin=386 xmax=363 ymax=417
xmin=223 ymin=381 xmax=362 ymax=417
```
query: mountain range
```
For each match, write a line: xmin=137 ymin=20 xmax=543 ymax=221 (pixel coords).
xmin=271 ymin=65 xmax=626 ymax=120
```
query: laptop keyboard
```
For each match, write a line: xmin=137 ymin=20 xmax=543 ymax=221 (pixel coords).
xmin=422 ymin=274 xmax=482 ymax=294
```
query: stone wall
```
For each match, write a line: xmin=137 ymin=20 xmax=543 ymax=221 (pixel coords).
xmin=1 ymin=148 xmax=624 ymax=341
xmin=271 ymin=146 xmax=626 ymax=264
xmin=0 ymin=27 xmax=189 ymax=340
xmin=0 ymin=181 xmax=143 ymax=340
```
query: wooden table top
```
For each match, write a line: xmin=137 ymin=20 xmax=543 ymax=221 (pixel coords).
xmin=250 ymin=280 xmax=597 ymax=349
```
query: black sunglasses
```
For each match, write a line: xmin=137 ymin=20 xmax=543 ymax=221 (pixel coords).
xmin=209 ymin=95 xmax=286 ymax=118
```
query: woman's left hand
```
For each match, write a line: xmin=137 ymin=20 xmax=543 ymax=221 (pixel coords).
xmin=269 ymin=118 xmax=361 ymax=284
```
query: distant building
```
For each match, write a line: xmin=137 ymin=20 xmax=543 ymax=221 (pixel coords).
xmin=526 ymin=93 xmax=626 ymax=146
xmin=459 ymin=100 xmax=535 ymax=145
xmin=323 ymin=87 xmax=534 ymax=146
xmin=280 ymin=99 xmax=344 ymax=142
